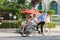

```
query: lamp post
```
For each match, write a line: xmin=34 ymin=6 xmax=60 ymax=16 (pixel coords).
xmin=13 ymin=15 xmax=17 ymax=20
xmin=13 ymin=15 xmax=17 ymax=28
xmin=0 ymin=22 xmax=2 ymax=25
xmin=0 ymin=15 xmax=1 ymax=26
xmin=9 ymin=13 xmax=12 ymax=28
xmin=9 ymin=13 xmax=12 ymax=20
xmin=0 ymin=17 xmax=3 ymax=28
xmin=0 ymin=22 xmax=2 ymax=28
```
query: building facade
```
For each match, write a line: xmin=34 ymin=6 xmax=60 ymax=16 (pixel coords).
xmin=26 ymin=0 xmax=60 ymax=14
xmin=41 ymin=0 xmax=60 ymax=14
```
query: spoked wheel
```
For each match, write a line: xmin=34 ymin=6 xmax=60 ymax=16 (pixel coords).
xmin=21 ymin=31 xmax=29 ymax=37
xmin=16 ymin=29 xmax=29 ymax=37
xmin=43 ymin=25 xmax=50 ymax=36
xmin=19 ymin=25 xmax=36 ymax=37
xmin=25 ymin=25 xmax=36 ymax=36
xmin=18 ymin=29 xmax=29 ymax=37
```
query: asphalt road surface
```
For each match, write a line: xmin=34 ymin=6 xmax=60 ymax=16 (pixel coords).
xmin=0 ymin=36 xmax=60 ymax=40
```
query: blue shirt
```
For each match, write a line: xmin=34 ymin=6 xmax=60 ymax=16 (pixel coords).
xmin=38 ymin=13 xmax=46 ymax=22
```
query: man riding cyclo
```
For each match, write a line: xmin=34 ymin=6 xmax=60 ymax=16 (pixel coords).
xmin=36 ymin=10 xmax=48 ymax=35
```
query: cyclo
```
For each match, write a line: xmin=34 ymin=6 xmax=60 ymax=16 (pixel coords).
xmin=18 ymin=9 xmax=50 ymax=37
xmin=18 ymin=16 xmax=50 ymax=37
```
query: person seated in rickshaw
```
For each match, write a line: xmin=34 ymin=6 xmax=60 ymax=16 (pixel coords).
xmin=20 ymin=16 xmax=32 ymax=31
xmin=20 ymin=14 xmax=38 ymax=32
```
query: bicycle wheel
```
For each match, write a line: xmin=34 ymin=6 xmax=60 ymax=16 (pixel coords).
xmin=25 ymin=25 xmax=36 ymax=36
xmin=43 ymin=25 xmax=50 ymax=36
xmin=21 ymin=31 xmax=29 ymax=37
xmin=18 ymin=29 xmax=29 ymax=37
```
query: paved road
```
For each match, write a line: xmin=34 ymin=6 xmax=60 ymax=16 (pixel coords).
xmin=0 ymin=25 xmax=60 ymax=40
xmin=0 ymin=36 xmax=60 ymax=40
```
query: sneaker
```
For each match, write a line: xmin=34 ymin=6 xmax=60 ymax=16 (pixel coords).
xmin=41 ymin=32 xmax=45 ymax=36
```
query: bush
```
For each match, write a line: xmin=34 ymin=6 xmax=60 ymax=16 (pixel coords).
xmin=0 ymin=22 xmax=10 ymax=28
xmin=38 ymin=22 xmax=56 ymax=28
xmin=0 ymin=22 xmax=20 ymax=28
xmin=0 ymin=22 xmax=56 ymax=28
xmin=47 ymin=10 xmax=55 ymax=15
xmin=39 ymin=10 xmax=44 ymax=13
xmin=46 ymin=22 xmax=56 ymax=28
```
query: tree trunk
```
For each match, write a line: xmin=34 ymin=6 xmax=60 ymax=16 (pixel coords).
xmin=30 ymin=0 xmax=42 ymax=9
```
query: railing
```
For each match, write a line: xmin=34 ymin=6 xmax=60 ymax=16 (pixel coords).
xmin=2 ymin=20 xmax=17 ymax=22
xmin=51 ymin=15 xmax=60 ymax=25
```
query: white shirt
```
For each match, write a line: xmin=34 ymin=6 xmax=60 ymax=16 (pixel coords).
xmin=30 ymin=18 xmax=37 ymax=25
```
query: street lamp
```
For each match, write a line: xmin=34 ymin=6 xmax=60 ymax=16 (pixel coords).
xmin=0 ymin=22 xmax=2 ymax=25
xmin=0 ymin=17 xmax=1 ymax=27
xmin=0 ymin=17 xmax=3 ymax=28
xmin=9 ymin=13 xmax=12 ymax=28
xmin=13 ymin=15 xmax=17 ymax=28
xmin=13 ymin=15 xmax=17 ymax=20
xmin=9 ymin=13 xmax=12 ymax=19
xmin=1 ymin=17 xmax=4 ymax=20
xmin=0 ymin=22 xmax=2 ymax=28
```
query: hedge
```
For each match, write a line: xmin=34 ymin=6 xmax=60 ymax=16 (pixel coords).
xmin=38 ymin=22 xmax=56 ymax=28
xmin=0 ymin=22 xmax=56 ymax=28
xmin=46 ymin=22 xmax=56 ymax=28
xmin=0 ymin=22 xmax=20 ymax=28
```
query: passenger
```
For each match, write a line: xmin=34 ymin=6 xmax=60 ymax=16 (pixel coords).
xmin=20 ymin=16 xmax=32 ymax=31
xmin=30 ymin=14 xmax=38 ymax=25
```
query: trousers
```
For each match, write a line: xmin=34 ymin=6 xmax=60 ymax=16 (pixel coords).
xmin=37 ymin=22 xmax=45 ymax=33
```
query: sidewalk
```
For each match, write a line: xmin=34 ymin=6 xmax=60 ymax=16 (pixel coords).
xmin=0 ymin=28 xmax=20 ymax=37
xmin=0 ymin=25 xmax=60 ymax=37
xmin=50 ymin=25 xmax=60 ymax=36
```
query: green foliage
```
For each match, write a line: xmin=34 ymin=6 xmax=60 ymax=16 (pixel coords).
xmin=18 ymin=0 xmax=26 ymax=4
xmin=0 ymin=22 xmax=10 ymax=28
xmin=39 ymin=10 xmax=45 ymax=13
xmin=0 ymin=21 xmax=56 ymax=28
xmin=0 ymin=22 xmax=20 ymax=28
xmin=0 ymin=2 xmax=20 ymax=12
xmin=0 ymin=0 xmax=5 ymax=5
xmin=7 ymin=2 xmax=21 ymax=9
xmin=47 ymin=10 xmax=55 ymax=15
xmin=0 ymin=6 xmax=18 ymax=11
xmin=46 ymin=22 xmax=56 ymax=28
xmin=0 ymin=0 xmax=29 ymax=21
xmin=38 ymin=22 xmax=56 ymax=28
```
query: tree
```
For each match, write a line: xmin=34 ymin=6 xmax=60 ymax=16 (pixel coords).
xmin=0 ymin=0 xmax=5 ymax=5
xmin=18 ymin=0 xmax=26 ymax=4
xmin=30 ymin=0 xmax=42 ymax=9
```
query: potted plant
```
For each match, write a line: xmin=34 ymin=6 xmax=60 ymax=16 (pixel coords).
xmin=47 ymin=10 xmax=55 ymax=22
xmin=47 ymin=10 xmax=55 ymax=15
